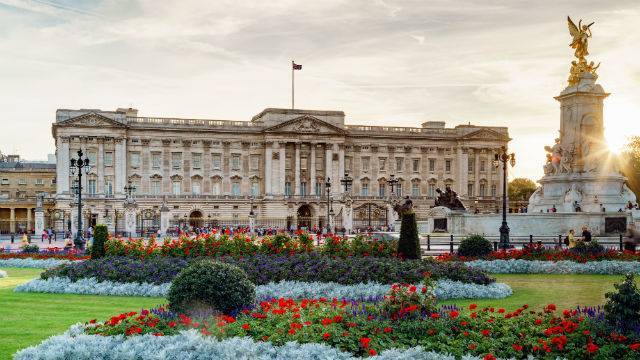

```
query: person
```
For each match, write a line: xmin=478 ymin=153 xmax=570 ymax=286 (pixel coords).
xmin=581 ymin=226 xmax=592 ymax=242
xmin=63 ymin=235 xmax=73 ymax=251
xmin=567 ymin=229 xmax=576 ymax=249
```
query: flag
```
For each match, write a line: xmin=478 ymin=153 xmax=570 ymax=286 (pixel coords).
xmin=292 ymin=62 xmax=302 ymax=70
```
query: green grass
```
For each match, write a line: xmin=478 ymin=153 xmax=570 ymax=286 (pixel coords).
xmin=0 ymin=268 xmax=627 ymax=359
xmin=0 ymin=268 xmax=163 ymax=359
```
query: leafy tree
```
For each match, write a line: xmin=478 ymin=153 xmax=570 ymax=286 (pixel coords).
xmin=508 ymin=178 xmax=537 ymax=201
xmin=604 ymin=273 xmax=640 ymax=333
xmin=618 ymin=136 xmax=640 ymax=197
xmin=90 ymin=224 xmax=108 ymax=259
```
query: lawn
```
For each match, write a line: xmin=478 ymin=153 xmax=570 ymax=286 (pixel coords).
xmin=0 ymin=268 xmax=625 ymax=359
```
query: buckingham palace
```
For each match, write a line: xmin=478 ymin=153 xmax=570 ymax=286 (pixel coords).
xmin=50 ymin=107 xmax=509 ymax=235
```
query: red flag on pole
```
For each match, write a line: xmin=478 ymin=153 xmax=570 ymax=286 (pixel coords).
xmin=292 ymin=62 xmax=302 ymax=70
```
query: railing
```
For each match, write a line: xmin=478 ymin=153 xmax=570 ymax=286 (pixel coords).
xmin=127 ymin=117 xmax=260 ymax=128
xmin=345 ymin=125 xmax=456 ymax=134
xmin=420 ymin=234 xmax=632 ymax=255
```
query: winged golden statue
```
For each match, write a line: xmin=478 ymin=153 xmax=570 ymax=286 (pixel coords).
xmin=567 ymin=16 xmax=593 ymax=60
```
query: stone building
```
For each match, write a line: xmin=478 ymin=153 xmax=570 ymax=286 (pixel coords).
xmin=0 ymin=155 xmax=56 ymax=235
xmin=51 ymin=107 xmax=509 ymax=234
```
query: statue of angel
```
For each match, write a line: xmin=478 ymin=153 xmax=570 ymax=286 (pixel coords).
xmin=568 ymin=16 xmax=593 ymax=60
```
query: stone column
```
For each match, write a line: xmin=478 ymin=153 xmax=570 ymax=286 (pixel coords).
xmin=265 ymin=143 xmax=273 ymax=196
xmin=342 ymin=200 xmax=353 ymax=234
xmin=27 ymin=208 xmax=32 ymax=232
xmin=474 ymin=150 xmax=480 ymax=197
xmin=294 ymin=142 xmax=301 ymax=195
xmin=115 ymin=138 xmax=127 ymax=195
xmin=325 ymin=144 xmax=333 ymax=183
xmin=9 ymin=208 xmax=15 ymax=233
xmin=338 ymin=145 xmax=345 ymax=181
xmin=124 ymin=202 xmax=138 ymax=237
xmin=105 ymin=209 xmax=115 ymax=233
xmin=97 ymin=139 xmax=104 ymax=195
xmin=310 ymin=144 xmax=317 ymax=196
xmin=456 ymin=146 xmax=469 ymax=195
xmin=279 ymin=143 xmax=286 ymax=195
xmin=57 ymin=137 xmax=70 ymax=195
xmin=34 ymin=206 xmax=44 ymax=238
xmin=70 ymin=205 xmax=78 ymax=239
xmin=160 ymin=200 xmax=170 ymax=236
xmin=249 ymin=213 xmax=256 ymax=235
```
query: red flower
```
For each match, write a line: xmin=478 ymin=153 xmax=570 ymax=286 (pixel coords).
xmin=583 ymin=330 xmax=590 ymax=335
xmin=535 ymin=319 xmax=542 ymax=325
xmin=512 ymin=344 xmax=523 ymax=352
xmin=368 ymin=349 xmax=377 ymax=356
xmin=288 ymin=329 xmax=296 ymax=335
xmin=481 ymin=329 xmax=490 ymax=337
xmin=89 ymin=319 xmax=97 ymax=324
xmin=483 ymin=354 xmax=496 ymax=360
xmin=498 ymin=308 xmax=505 ymax=314
xmin=323 ymin=332 xmax=331 ymax=340
xmin=469 ymin=304 xmax=478 ymax=310
xmin=431 ymin=313 xmax=440 ymax=319
xmin=321 ymin=318 xmax=333 ymax=326
xmin=449 ymin=310 xmax=460 ymax=319
xmin=242 ymin=323 xmax=251 ymax=330
xmin=168 ymin=321 xmax=176 ymax=328
xmin=587 ymin=342 xmax=599 ymax=353
xmin=360 ymin=337 xmax=371 ymax=349
xmin=468 ymin=344 xmax=477 ymax=350
xmin=383 ymin=327 xmax=393 ymax=333
xmin=630 ymin=343 xmax=640 ymax=351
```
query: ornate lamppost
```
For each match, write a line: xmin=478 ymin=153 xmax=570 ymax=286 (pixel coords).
xmin=340 ymin=172 xmax=353 ymax=193
xmin=325 ymin=177 xmax=332 ymax=232
xmin=494 ymin=146 xmax=516 ymax=249
xmin=124 ymin=180 xmax=136 ymax=199
xmin=69 ymin=150 xmax=91 ymax=249
xmin=387 ymin=174 xmax=399 ymax=198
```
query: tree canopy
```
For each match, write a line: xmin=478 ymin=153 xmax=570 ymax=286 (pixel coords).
xmin=619 ymin=136 xmax=640 ymax=197
xmin=508 ymin=178 xmax=537 ymax=201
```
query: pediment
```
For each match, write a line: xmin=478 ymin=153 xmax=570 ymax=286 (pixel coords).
xmin=57 ymin=113 xmax=127 ymax=128
xmin=263 ymin=115 xmax=346 ymax=135
xmin=461 ymin=129 xmax=508 ymax=141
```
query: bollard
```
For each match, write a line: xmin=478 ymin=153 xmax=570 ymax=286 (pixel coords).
xmin=48 ymin=235 xmax=51 ymax=244
xmin=558 ymin=234 xmax=562 ymax=248
xmin=529 ymin=235 xmax=533 ymax=245
xmin=11 ymin=234 xmax=14 ymax=244
xmin=427 ymin=235 xmax=431 ymax=251
xmin=620 ymin=234 xmax=624 ymax=252
xmin=493 ymin=241 xmax=498 ymax=251
xmin=449 ymin=234 xmax=454 ymax=254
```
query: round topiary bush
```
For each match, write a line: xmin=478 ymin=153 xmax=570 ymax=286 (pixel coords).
xmin=458 ymin=234 xmax=492 ymax=257
xmin=167 ymin=259 xmax=256 ymax=315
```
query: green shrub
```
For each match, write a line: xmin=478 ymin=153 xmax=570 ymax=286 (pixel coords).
xmin=90 ymin=224 xmax=108 ymax=259
xmin=458 ymin=234 xmax=492 ymax=257
xmin=20 ymin=244 xmax=39 ymax=253
xmin=604 ymin=273 xmax=640 ymax=333
xmin=398 ymin=212 xmax=420 ymax=259
xmin=570 ymin=240 xmax=605 ymax=255
xmin=167 ymin=259 xmax=255 ymax=315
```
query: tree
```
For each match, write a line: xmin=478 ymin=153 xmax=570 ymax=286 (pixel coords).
xmin=508 ymin=178 xmax=537 ymax=201
xmin=90 ymin=224 xmax=108 ymax=259
xmin=398 ymin=212 xmax=420 ymax=259
xmin=619 ymin=136 xmax=640 ymax=197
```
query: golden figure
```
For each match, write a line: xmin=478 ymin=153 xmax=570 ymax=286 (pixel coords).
xmin=567 ymin=16 xmax=593 ymax=60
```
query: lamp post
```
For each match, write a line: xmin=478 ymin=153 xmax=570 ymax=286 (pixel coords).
xmin=69 ymin=150 xmax=91 ymax=250
xmin=248 ymin=195 xmax=256 ymax=235
xmin=494 ymin=146 xmax=516 ymax=250
xmin=325 ymin=177 xmax=332 ymax=232
xmin=124 ymin=180 xmax=136 ymax=199
xmin=387 ymin=174 xmax=399 ymax=198
xmin=340 ymin=172 xmax=353 ymax=193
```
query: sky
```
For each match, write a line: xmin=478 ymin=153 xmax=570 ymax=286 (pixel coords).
xmin=1 ymin=0 xmax=639 ymax=181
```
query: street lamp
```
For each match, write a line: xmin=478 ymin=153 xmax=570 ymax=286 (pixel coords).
xmin=387 ymin=174 xmax=399 ymax=197
xmin=124 ymin=180 xmax=136 ymax=199
xmin=325 ymin=177 xmax=332 ymax=231
xmin=494 ymin=146 xmax=516 ymax=250
xmin=69 ymin=150 xmax=91 ymax=249
xmin=340 ymin=172 xmax=353 ymax=193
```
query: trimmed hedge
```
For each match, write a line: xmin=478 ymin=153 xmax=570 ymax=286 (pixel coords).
xmin=398 ymin=212 xmax=420 ymax=259
xmin=41 ymin=254 xmax=495 ymax=285
xmin=457 ymin=235 xmax=492 ymax=257
xmin=91 ymin=224 xmax=108 ymax=259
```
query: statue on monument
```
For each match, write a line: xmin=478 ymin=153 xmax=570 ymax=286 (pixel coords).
xmin=434 ymin=185 xmax=466 ymax=210
xmin=567 ymin=16 xmax=593 ymax=60
xmin=544 ymin=138 xmax=563 ymax=174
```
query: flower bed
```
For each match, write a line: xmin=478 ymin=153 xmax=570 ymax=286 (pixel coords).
xmin=14 ymin=325 xmax=482 ymax=360
xmin=0 ymin=269 xmax=7 ymax=278
xmin=104 ymin=232 xmax=398 ymax=258
xmin=0 ymin=249 xmax=88 ymax=261
xmin=0 ymin=258 xmax=80 ymax=269
xmin=15 ymin=277 xmax=512 ymax=300
xmin=438 ymin=245 xmax=640 ymax=263
xmin=19 ymin=301 xmax=640 ymax=359
xmin=42 ymin=255 xmax=494 ymax=285
xmin=465 ymin=259 xmax=640 ymax=274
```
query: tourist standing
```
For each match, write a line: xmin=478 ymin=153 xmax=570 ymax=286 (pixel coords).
xmin=567 ymin=229 xmax=576 ymax=249
xmin=581 ymin=226 xmax=592 ymax=242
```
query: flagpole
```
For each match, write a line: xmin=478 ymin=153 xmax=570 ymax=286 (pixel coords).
xmin=291 ymin=60 xmax=295 ymax=109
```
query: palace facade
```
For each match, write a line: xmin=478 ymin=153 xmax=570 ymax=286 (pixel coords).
xmin=52 ymin=107 xmax=509 ymax=234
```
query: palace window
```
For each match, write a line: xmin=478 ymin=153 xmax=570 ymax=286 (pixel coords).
xmin=285 ymin=182 xmax=292 ymax=196
xmin=300 ymin=182 xmax=307 ymax=196
xmin=468 ymin=159 xmax=474 ymax=173
xmin=151 ymin=153 xmax=161 ymax=169
xmin=105 ymin=180 xmax=113 ymax=196
xmin=396 ymin=183 xmax=402 ymax=196
xmin=192 ymin=153 xmax=202 ymax=170
xmin=412 ymin=159 xmax=420 ymax=172
xmin=316 ymin=155 xmax=323 ymax=170
xmin=251 ymin=181 xmax=260 ymax=196
xmin=35 ymin=178 xmax=44 ymax=186
xmin=412 ymin=182 xmax=420 ymax=197
xmin=104 ymin=152 xmax=113 ymax=167
xmin=212 ymin=153 xmax=221 ymax=170
xmin=428 ymin=182 xmax=436 ymax=197
xmin=231 ymin=182 xmax=241 ymax=196
xmin=0 ymin=179 xmax=8 ymax=185
xmin=429 ymin=159 xmax=435 ymax=172
xmin=172 ymin=181 xmax=181 ymax=195
xmin=395 ymin=158 xmax=404 ymax=172
xmin=491 ymin=184 xmax=497 ymax=197
xmin=171 ymin=153 xmax=182 ymax=170
xmin=315 ymin=182 xmax=322 ymax=196
xmin=345 ymin=157 xmax=352 ymax=172
xmin=468 ymin=183 xmax=474 ymax=197
xmin=361 ymin=182 xmax=369 ymax=196
xmin=250 ymin=155 xmax=260 ymax=171
xmin=18 ymin=178 xmax=26 ymax=185
xmin=231 ymin=154 xmax=241 ymax=171
xmin=150 ymin=180 xmax=160 ymax=195
xmin=87 ymin=151 xmax=97 ymax=165
xmin=379 ymin=183 xmax=385 ymax=197
xmin=192 ymin=182 xmax=201 ymax=195
xmin=379 ymin=157 xmax=386 ymax=171
xmin=445 ymin=159 xmax=451 ymax=172
xmin=285 ymin=157 xmax=292 ymax=170
xmin=300 ymin=156 xmax=308 ymax=170
xmin=479 ymin=183 xmax=486 ymax=197
xmin=88 ymin=180 xmax=97 ymax=195
xmin=130 ymin=152 xmax=140 ymax=168
xmin=362 ymin=157 xmax=370 ymax=172
xmin=480 ymin=160 xmax=486 ymax=172
xmin=212 ymin=180 xmax=221 ymax=195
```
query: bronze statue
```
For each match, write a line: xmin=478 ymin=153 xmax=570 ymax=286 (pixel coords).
xmin=434 ymin=185 xmax=466 ymax=210
xmin=393 ymin=196 xmax=413 ymax=217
